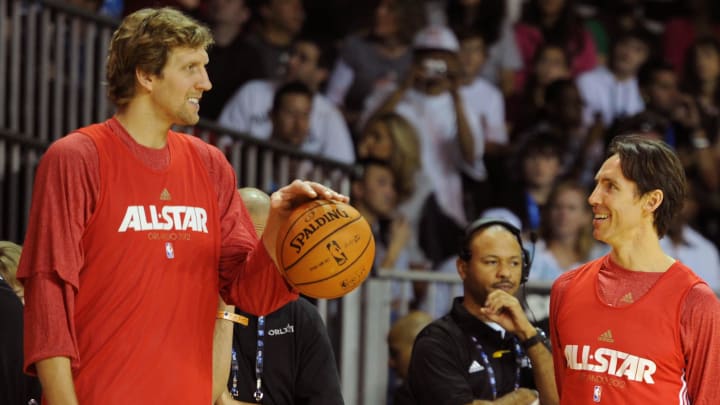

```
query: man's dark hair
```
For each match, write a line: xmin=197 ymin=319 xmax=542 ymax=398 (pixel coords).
xmin=607 ymin=134 xmax=687 ymax=237
xmin=637 ymin=58 xmax=675 ymax=89
xmin=271 ymin=81 xmax=313 ymax=114
xmin=293 ymin=33 xmax=336 ymax=72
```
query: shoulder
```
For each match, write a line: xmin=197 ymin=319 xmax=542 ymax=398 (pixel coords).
xmin=681 ymin=283 xmax=720 ymax=327
xmin=577 ymin=66 xmax=609 ymax=84
xmin=340 ymin=34 xmax=370 ymax=54
xmin=293 ymin=297 xmax=323 ymax=323
xmin=551 ymin=257 xmax=602 ymax=295
xmin=177 ymin=133 xmax=233 ymax=176
xmin=235 ymin=80 xmax=274 ymax=100
xmin=312 ymin=93 xmax=343 ymax=117
xmin=415 ymin=316 xmax=463 ymax=347
xmin=41 ymin=132 xmax=98 ymax=168
xmin=46 ymin=131 xmax=97 ymax=155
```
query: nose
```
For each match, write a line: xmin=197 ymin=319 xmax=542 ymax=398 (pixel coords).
xmin=497 ymin=261 xmax=512 ymax=279
xmin=588 ymin=184 xmax=600 ymax=207
xmin=198 ymin=66 xmax=212 ymax=91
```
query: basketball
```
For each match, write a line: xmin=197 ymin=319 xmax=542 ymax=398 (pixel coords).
xmin=276 ymin=199 xmax=375 ymax=299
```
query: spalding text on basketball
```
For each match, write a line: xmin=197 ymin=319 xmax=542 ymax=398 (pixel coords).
xmin=289 ymin=208 xmax=350 ymax=253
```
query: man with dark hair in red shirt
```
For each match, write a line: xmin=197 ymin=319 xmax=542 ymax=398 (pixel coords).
xmin=17 ymin=7 xmax=346 ymax=404
xmin=550 ymin=134 xmax=720 ymax=404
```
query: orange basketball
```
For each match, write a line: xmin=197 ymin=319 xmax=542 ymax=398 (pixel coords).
xmin=276 ymin=199 xmax=375 ymax=299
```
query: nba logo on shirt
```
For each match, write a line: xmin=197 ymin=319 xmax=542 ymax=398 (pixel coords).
xmin=165 ymin=242 xmax=175 ymax=259
xmin=593 ymin=385 xmax=601 ymax=402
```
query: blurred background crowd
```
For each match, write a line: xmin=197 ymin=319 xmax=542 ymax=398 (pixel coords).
xmin=51 ymin=0 xmax=720 ymax=297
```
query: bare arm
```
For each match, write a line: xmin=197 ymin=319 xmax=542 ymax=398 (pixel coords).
xmin=212 ymin=297 xmax=236 ymax=403
xmin=36 ymin=357 xmax=78 ymax=405
xmin=470 ymin=387 xmax=539 ymax=404
xmin=451 ymin=87 xmax=476 ymax=164
xmin=482 ymin=291 xmax=559 ymax=405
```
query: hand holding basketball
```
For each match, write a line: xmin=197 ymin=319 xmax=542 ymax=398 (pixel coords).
xmin=275 ymin=199 xmax=374 ymax=299
xmin=263 ymin=180 xmax=348 ymax=264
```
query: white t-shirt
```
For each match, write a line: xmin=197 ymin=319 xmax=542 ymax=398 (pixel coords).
xmin=527 ymin=239 xmax=609 ymax=283
xmin=362 ymin=84 xmax=487 ymax=227
xmin=460 ymin=77 xmax=508 ymax=144
xmin=218 ymin=80 xmax=355 ymax=164
xmin=576 ymin=66 xmax=645 ymax=126
xmin=660 ymin=226 xmax=720 ymax=291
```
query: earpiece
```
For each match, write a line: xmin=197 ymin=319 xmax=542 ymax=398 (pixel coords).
xmin=459 ymin=218 xmax=532 ymax=283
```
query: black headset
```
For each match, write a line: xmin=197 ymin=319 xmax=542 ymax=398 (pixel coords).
xmin=458 ymin=217 xmax=532 ymax=283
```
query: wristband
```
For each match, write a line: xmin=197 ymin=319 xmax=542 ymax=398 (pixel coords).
xmin=521 ymin=327 xmax=547 ymax=351
xmin=217 ymin=311 xmax=249 ymax=326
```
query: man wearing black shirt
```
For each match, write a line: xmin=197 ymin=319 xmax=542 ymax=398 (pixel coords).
xmin=406 ymin=218 xmax=558 ymax=405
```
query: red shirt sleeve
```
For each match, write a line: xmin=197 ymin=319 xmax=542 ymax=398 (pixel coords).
xmin=188 ymin=138 xmax=298 ymax=315
xmin=680 ymin=284 xmax=720 ymax=404
xmin=17 ymin=133 xmax=100 ymax=373
xmin=549 ymin=269 xmax=577 ymax=397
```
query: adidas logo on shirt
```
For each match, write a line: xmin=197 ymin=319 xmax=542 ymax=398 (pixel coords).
xmin=598 ymin=329 xmax=614 ymax=343
xmin=468 ymin=360 xmax=484 ymax=373
xmin=621 ymin=292 xmax=634 ymax=304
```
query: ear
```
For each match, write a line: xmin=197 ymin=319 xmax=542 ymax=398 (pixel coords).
xmin=643 ymin=189 xmax=664 ymax=213
xmin=456 ymin=257 xmax=467 ymax=281
xmin=135 ymin=67 xmax=155 ymax=93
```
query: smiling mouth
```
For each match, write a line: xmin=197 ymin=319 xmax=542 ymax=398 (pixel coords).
xmin=594 ymin=214 xmax=608 ymax=220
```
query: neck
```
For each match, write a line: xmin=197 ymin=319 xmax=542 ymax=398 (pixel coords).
xmin=461 ymin=295 xmax=492 ymax=323
xmin=114 ymin=101 xmax=171 ymax=149
xmin=212 ymin=23 xmax=242 ymax=47
xmin=609 ymin=227 xmax=674 ymax=272
xmin=613 ymin=69 xmax=633 ymax=81
xmin=528 ymin=184 xmax=552 ymax=206
xmin=376 ymin=38 xmax=407 ymax=58
xmin=263 ymin=25 xmax=293 ymax=47
xmin=549 ymin=234 xmax=576 ymax=250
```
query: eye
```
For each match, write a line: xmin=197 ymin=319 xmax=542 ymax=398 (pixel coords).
xmin=483 ymin=259 xmax=498 ymax=266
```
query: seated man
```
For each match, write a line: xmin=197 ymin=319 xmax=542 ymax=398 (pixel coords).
xmin=406 ymin=218 xmax=558 ymax=405
xmin=214 ymin=187 xmax=344 ymax=405
xmin=219 ymin=35 xmax=354 ymax=164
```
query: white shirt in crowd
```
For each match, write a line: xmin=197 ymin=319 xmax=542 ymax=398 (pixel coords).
xmin=361 ymin=83 xmax=486 ymax=227
xmin=576 ymin=65 xmax=645 ymax=127
xmin=218 ymin=80 xmax=355 ymax=164
xmin=660 ymin=226 xmax=720 ymax=291
xmin=460 ymin=77 xmax=508 ymax=145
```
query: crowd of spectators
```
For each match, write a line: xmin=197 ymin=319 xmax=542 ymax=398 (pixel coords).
xmin=68 ymin=0 xmax=720 ymax=293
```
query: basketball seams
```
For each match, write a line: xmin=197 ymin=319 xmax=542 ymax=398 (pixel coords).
xmin=275 ymin=199 xmax=373 ymax=299
xmin=283 ymin=215 xmax=365 ymax=272
xmin=292 ymin=233 xmax=374 ymax=286
xmin=277 ymin=199 xmax=333 ymax=270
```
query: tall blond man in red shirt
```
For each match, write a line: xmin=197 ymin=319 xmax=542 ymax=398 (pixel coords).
xmin=550 ymin=135 xmax=720 ymax=404
xmin=17 ymin=8 xmax=346 ymax=404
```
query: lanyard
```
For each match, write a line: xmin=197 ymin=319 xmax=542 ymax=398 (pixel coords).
xmin=230 ymin=347 xmax=240 ymax=398
xmin=469 ymin=336 xmax=523 ymax=399
xmin=254 ymin=315 xmax=266 ymax=402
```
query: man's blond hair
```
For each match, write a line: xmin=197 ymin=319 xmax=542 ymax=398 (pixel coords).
xmin=106 ymin=7 xmax=214 ymax=107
